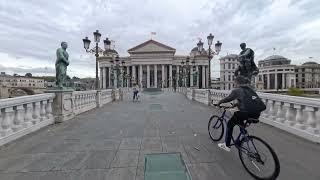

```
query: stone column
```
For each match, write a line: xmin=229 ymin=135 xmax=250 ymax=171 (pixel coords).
xmin=206 ymin=66 xmax=209 ymax=89
xmin=108 ymin=66 xmax=111 ymax=88
xmin=127 ymin=66 xmax=130 ymax=87
xmin=196 ymin=66 xmax=200 ymax=88
xmin=132 ymin=65 xmax=136 ymax=84
xmin=103 ymin=67 xmax=106 ymax=89
xmin=190 ymin=66 xmax=194 ymax=87
xmin=154 ymin=64 xmax=157 ymax=88
xmin=202 ymin=65 xmax=206 ymax=88
xmin=282 ymin=73 xmax=285 ymax=89
xmin=169 ymin=65 xmax=173 ymax=87
xmin=162 ymin=65 xmax=165 ymax=88
xmin=275 ymin=73 xmax=278 ymax=90
xmin=267 ymin=74 xmax=270 ymax=90
xmin=176 ymin=66 xmax=180 ymax=87
xmin=100 ymin=67 xmax=103 ymax=89
xmin=147 ymin=65 xmax=150 ymax=88
xmin=139 ymin=65 xmax=143 ymax=87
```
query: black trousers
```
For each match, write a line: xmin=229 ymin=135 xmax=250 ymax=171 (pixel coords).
xmin=133 ymin=91 xmax=139 ymax=100
xmin=225 ymin=111 xmax=260 ymax=147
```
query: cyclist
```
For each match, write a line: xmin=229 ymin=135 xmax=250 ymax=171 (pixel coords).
xmin=215 ymin=75 xmax=265 ymax=152
xmin=133 ymin=83 xmax=139 ymax=101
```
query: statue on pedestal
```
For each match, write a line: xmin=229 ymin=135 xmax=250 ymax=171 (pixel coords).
xmin=55 ymin=42 xmax=69 ymax=88
xmin=235 ymin=43 xmax=259 ymax=82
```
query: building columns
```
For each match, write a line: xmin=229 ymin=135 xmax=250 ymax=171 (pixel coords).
xmin=126 ymin=66 xmax=130 ymax=87
xmin=103 ymin=67 xmax=107 ymax=89
xmin=282 ymin=73 xmax=285 ymax=89
xmin=139 ymin=65 xmax=143 ymax=87
xmin=202 ymin=65 xmax=206 ymax=89
xmin=100 ymin=67 xmax=103 ymax=89
xmin=206 ymin=66 xmax=209 ymax=89
xmin=108 ymin=67 xmax=111 ymax=88
xmin=196 ymin=66 xmax=199 ymax=88
xmin=162 ymin=65 xmax=165 ymax=88
xmin=275 ymin=73 xmax=278 ymax=90
xmin=190 ymin=66 xmax=194 ymax=87
xmin=169 ymin=65 xmax=172 ymax=87
xmin=154 ymin=65 xmax=157 ymax=88
xmin=267 ymin=74 xmax=270 ymax=90
xmin=132 ymin=65 xmax=136 ymax=84
xmin=147 ymin=65 xmax=150 ymax=88
xmin=176 ymin=66 xmax=180 ymax=87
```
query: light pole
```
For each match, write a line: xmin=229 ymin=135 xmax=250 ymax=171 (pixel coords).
xmin=82 ymin=30 xmax=111 ymax=90
xmin=197 ymin=33 xmax=222 ymax=88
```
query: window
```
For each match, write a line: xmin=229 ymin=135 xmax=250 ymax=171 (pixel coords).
xmin=295 ymin=69 xmax=298 ymax=72
xmin=228 ymin=63 xmax=231 ymax=69
xmin=302 ymin=68 xmax=305 ymax=72
xmin=228 ymin=75 xmax=231 ymax=81
xmin=232 ymin=64 xmax=235 ymax=69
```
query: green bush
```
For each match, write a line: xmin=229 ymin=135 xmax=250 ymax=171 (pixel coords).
xmin=288 ymin=87 xmax=304 ymax=96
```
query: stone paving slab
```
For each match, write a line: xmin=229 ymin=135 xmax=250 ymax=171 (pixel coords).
xmin=0 ymin=91 xmax=320 ymax=180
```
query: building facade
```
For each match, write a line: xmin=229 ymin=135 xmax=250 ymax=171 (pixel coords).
xmin=219 ymin=54 xmax=239 ymax=90
xmin=295 ymin=61 xmax=320 ymax=88
xmin=98 ymin=40 xmax=210 ymax=89
xmin=0 ymin=73 xmax=45 ymax=89
xmin=255 ymin=55 xmax=296 ymax=90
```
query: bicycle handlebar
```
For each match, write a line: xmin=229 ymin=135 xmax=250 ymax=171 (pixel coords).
xmin=212 ymin=103 xmax=234 ymax=109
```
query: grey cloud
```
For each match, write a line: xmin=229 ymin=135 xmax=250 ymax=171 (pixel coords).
xmin=0 ymin=64 xmax=55 ymax=75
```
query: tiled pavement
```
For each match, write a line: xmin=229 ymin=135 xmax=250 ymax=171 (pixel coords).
xmin=0 ymin=91 xmax=320 ymax=180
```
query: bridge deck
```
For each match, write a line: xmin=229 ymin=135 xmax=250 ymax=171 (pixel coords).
xmin=0 ymin=92 xmax=319 ymax=180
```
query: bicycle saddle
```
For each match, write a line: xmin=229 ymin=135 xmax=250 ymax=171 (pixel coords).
xmin=247 ymin=118 xmax=259 ymax=124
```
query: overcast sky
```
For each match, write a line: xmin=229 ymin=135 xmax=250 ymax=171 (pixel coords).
xmin=0 ymin=0 xmax=319 ymax=78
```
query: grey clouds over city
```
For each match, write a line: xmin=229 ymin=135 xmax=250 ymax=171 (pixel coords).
xmin=0 ymin=0 xmax=319 ymax=78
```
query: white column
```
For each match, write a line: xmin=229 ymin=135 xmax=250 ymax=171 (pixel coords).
xmin=196 ymin=66 xmax=199 ymax=88
xmin=127 ymin=66 xmax=130 ymax=87
xmin=147 ymin=65 xmax=150 ymax=88
xmin=202 ymin=65 xmax=206 ymax=88
xmin=100 ymin=67 xmax=103 ymax=89
xmin=154 ymin=65 xmax=157 ymax=88
xmin=190 ymin=66 xmax=193 ymax=87
xmin=275 ymin=73 xmax=278 ymax=90
xmin=103 ymin=67 xmax=106 ymax=89
xmin=108 ymin=67 xmax=111 ymax=88
xmin=206 ymin=66 xmax=209 ymax=89
xmin=267 ymin=74 xmax=270 ymax=90
xmin=162 ymin=65 xmax=165 ymax=88
xmin=132 ymin=65 xmax=136 ymax=84
xmin=169 ymin=65 xmax=173 ymax=87
xmin=282 ymin=73 xmax=285 ymax=89
xmin=177 ymin=66 xmax=180 ymax=87
xmin=139 ymin=65 xmax=143 ymax=87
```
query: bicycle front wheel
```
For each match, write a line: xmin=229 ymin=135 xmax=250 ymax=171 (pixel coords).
xmin=238 ymin=136 xmax=280 ymax=180
xmin=208 ymin=115 xmax=224 ymax=141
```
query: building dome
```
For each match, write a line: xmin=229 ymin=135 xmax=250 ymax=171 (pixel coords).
xmin=220 ymin=54 xmax=238 ymax=60
xmin=103 ymin=49 xmax=118 ymax=56
xmin=190 ymin=47 xmax=207 ymax=56
xmin=259 ymin=55 xmax=291 ymax=67
xmin=302 ymin=61 xmax=318 ymax=65
xmin=264 ymin=55 xmax=287 ymax=61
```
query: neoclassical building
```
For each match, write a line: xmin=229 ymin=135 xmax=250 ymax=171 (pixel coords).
xmin=219 ymin=54 xmax=239 ymax=90
xmin=98 ymin=39 xmax=210 ymax=89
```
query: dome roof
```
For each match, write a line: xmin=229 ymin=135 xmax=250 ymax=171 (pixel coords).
xmin=302 ymin=61 xmax=318 ymax=65
xmin=103 ymin=49 xmax=118 ymax=55
xmin=190 ymin=47 xmax=207 ymax=55
xmin=264 ymin=55 xmax=287 ymax=61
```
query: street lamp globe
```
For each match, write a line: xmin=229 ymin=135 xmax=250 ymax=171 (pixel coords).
xmin=82 ymin=37 xmax=91 ymax=50
xmin=215 ymin=41 xmax=222 ymax=53
xmin=197 ymin=40 xmax=204 ymax=52
xmin=104 ymin=38 xmax=111 ymax=50
xmin=207 ymin=33 xmax=214 ymax=46
xmin=93 ymin=30 xmax=101 ymax=43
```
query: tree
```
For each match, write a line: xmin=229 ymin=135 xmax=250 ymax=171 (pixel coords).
xmin=72 ymin=76 xmax=80 ymax=80
xmin=25 ymin=73 xmax=32 ymax=77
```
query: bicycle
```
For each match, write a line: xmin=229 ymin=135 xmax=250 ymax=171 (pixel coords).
xmin=208 ymin=104 xmax=280 ymax=180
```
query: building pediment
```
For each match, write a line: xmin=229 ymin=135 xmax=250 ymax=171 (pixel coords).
xmin=128 ymin=39 xmax=176 ymax=54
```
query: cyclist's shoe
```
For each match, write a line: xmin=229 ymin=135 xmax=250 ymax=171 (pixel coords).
xmin=218 ymin=143 xmax=230 ymax=152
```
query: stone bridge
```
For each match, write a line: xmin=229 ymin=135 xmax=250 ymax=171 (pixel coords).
xmin=0 ymin=88 xmax=319 ymax=179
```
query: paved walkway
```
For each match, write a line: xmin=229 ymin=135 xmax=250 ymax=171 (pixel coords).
xmin=0 ymin=91 xmax=319 ymax=180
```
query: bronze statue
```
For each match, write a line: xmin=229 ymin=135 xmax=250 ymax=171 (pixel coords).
xmin=55 ymin=42 xmax=69 ymax=88
xmin=235 ymin=43 xmax=259 ymax=81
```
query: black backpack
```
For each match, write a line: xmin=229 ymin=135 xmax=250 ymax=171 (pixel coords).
xmin=241 ymin=86 xmax=266 ymax=114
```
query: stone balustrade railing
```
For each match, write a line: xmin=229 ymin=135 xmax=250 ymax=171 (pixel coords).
xmin=100 ymin=89 xmax=113 ymax=106
xmin=188 ymin=88 xmax=320 ymax=143
xmin=73 ymin=90 xmax=97 ymax=115
xmin=0 ymin=93 xmax=55 ymax=146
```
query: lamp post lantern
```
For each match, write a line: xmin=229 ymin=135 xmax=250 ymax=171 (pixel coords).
xmin=197 ymin=33 xmax=222 ymax=88
xmin=82 ymin=30 xmax=112 ymax=90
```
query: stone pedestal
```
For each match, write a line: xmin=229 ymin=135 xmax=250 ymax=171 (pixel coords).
xmin=45 ymin=89 xmax=74 ymax=123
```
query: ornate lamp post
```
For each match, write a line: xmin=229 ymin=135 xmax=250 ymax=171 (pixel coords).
xmin=197 ymin=33 xmax=222 ymax=88
xmin=82 ymin=30 xmax=111 ymax=90
xmin=191 ymin=58 xmax=198 ymax=87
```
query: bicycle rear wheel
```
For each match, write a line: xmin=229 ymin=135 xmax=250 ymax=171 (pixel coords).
xmin=208 ymin=115 xmax=224 ymax=141
xmin=238 ymin=135 xmax=280 ymax=180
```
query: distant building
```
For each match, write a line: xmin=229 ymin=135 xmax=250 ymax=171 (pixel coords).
xmin=295 ymin=61 xmax=320 ymax=88
xmin=219 ymin=54 xmax=239 ymax=90
xmin=0 ymin=73 xmax=45 ymax=89
xmin=211 ymin=78 xmax=221 ymax=90
xmin=256 ymin=55 xmax=296 ymax=90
